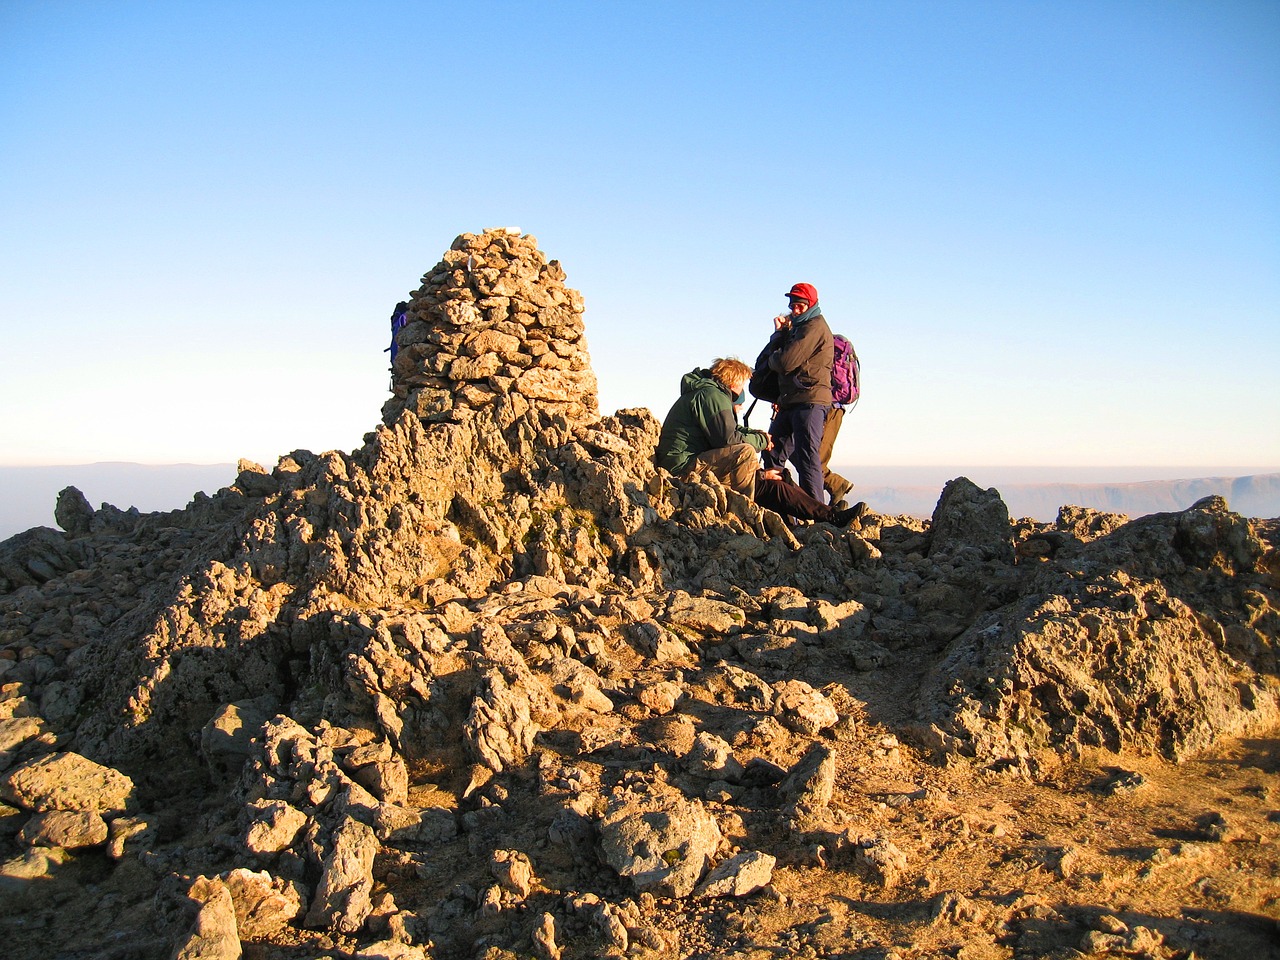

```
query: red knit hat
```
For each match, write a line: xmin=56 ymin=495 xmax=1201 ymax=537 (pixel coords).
xmin=786 ymin=282 xmax=818 ymax=305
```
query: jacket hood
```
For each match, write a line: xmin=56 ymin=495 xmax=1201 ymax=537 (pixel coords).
xmin=679 ymin=368 xmax=725 ymax=396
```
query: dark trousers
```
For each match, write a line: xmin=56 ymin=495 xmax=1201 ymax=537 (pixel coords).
xmin=764 ymin=403 xmax=828 ymax=503
xmin=754 ymin=471 xmax=835 ymax=523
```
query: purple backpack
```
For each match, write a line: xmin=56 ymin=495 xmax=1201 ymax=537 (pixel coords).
xmin=832 ymin=334 xmax=860 ymax=407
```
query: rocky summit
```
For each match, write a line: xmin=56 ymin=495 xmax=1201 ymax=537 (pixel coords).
xmin=1 ymin=228 xmax=1278 ymax=960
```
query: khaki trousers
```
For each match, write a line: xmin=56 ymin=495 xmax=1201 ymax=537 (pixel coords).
xmin=691 ymin=443 xmax=759 ymax=499
xmin=820 ymin=406 xmax=851 ymax=500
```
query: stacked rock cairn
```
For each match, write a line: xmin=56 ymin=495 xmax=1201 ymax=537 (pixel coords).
xmin=382 ymin=227 xmax=599 ymax=430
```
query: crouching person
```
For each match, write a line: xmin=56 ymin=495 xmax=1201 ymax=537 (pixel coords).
xmin=655 ymin=357 xmax=869 ymax=530
xmin=656 ymin=358 xmax=768 ymax=498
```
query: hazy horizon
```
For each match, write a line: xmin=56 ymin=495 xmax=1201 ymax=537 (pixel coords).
xmin=4 ymin=461 xmax=1277 ymax=543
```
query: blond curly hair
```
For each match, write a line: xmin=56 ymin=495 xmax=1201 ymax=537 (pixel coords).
xmin=709 ymin=357 xmax=752 ymax=390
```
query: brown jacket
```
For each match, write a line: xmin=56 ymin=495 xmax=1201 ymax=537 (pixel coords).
xmin=765 ymin=311 xmax=834 ymax=407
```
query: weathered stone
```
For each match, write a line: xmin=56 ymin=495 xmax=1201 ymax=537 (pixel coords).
xmin=2 ymin=752 xmax=134 ymax=813
xmin=489 ymin=848 xmax=535 ymax=898
xmin=532 ymin=911 xmax=561 ymax=960
xmin=106 ymin=815 xmax=156 ymax=860
xmin=243 ymin=799 xmax=308 ymax=855
xmin=222 ymin=867 xmax=304 ymax=939
xmin=304 ymin=816 xmax=378 ymax=933
xmin=0 ymin=845 xmax=72 ymax=882
xmin=772 ymin=681 xmax=839 ymax=735
xmin=351 ymin=756 xmax=409 ymax=805
xmin=464 ymin=668 xmax=539 ymax=773
xmin=173 ymin=876 xmax=241 ymax=960
xmin=0 ymin=716 xmax=42 ymax=753
xmin=18 ymin=809 xmax=108 ymax=849
xmin=779 ymin=742 xmax=836 ymax=809
xmin=664 ymin=594 xmax=747 ymax=637
xmin=372 ymin=804 xmax=456 ymax=846
xmin=202 ymin=697 xmax=277 ymax=775
xmin=635 ymin=680 xmax=682 ymax=714
xmin=599 ymin=797 xmax=721 ymax=898
xmin=54 ymin=486 xmax=94 ymax=536
xmin=694 ymin=850 xmax=776 ymax=898
xmin=687 ymin=732 xmax=744 ymax=782
xmin=856 ymin=836 xmax=908 ymax=887
xmin=929 ymin=477 xmax=1014 ymax=562
xmin=0 ymin=225 xmax=1277 ymax=960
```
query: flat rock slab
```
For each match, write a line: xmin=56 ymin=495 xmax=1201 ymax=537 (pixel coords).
xmin=18 ymin=810 xmax=109 ymax=849
xmin=1 ymin=752 xmax=134 ymax=813
xmin=695 ymin=850 xmax=776 ymax=898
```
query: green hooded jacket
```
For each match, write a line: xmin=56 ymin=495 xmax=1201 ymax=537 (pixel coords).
xmin=655 ymin=368 xmax=769 ymax=473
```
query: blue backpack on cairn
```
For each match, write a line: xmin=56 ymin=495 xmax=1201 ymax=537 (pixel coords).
xmin=385 ymin=302 xmax=410 ymax=363
xmin=831 ymin=334 xmax=860 ymax=408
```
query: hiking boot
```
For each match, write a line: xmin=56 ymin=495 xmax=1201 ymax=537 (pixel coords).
xmin=826 ymin=473 xmax=853 ymax=506
xmin=833 ymin=501 xmax=869 ymax=529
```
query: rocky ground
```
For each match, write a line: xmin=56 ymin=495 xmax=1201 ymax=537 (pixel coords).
xmin=0 ymin=229 xmax=1277 ymax=959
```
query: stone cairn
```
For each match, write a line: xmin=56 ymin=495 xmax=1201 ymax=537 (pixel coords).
xmin=382 ymin=227 xmax=599 ymax=430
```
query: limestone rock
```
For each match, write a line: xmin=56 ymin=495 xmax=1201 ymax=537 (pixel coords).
xmin=772 ymin=680 xmax=839 ymax=736
xmin=173 ymin=876 xmax=241 ymax=960
xmin=304 ymin=816 xmax=379 ymax=933
xmin=929 ymin=477 xmax=1014 ymax=562
xmin=694 ymin=850 xmax=776 ymax=898
xmin=2 ymin=752 xmax=134 ymax=813
xmin=222 ymin=867 xmax=305 ymax=939
xmin=599 ymin=797 xmax=722 ymax=898
xmin=17 ymin=809 xmax=108 ymax=849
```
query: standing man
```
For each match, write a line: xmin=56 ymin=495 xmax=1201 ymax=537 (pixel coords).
xmin=758 ymin=282 xmax=833 ymax=504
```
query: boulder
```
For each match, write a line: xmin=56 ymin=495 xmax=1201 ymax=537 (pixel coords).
xmin=17 ymin=810 xmax=108 ymax=849
xmin=599 ymin=797 xmax=722 ymax=898
xmin=694 ymin=850 xmax=776 ymax=898
xmin=304 ymin=816 xmax=379 ymax=934
xmin=2 ymin=752 xmax=134 ymax=813
xmin=172 ymin=876 xmax=241 ymax=960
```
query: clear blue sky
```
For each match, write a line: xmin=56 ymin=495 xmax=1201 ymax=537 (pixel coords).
xmin=2 ymin=1 xmax=1277 ymax=472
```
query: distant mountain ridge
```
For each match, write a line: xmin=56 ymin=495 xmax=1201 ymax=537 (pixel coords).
xmin=849 ymin=471 xmax=1280 ymax=522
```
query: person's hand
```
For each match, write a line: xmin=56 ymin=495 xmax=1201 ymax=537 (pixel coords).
xmin=762 ymin=468 xmax=784 ymax=481
xmin=763 ymin=432 xmax=773 ymax=450
xmin=773 ymin=314 xmax=790 ymax=331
